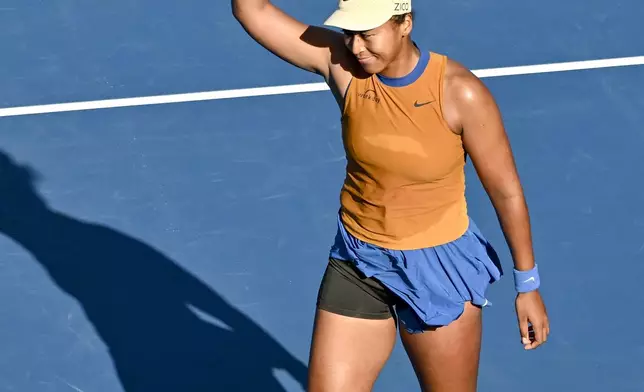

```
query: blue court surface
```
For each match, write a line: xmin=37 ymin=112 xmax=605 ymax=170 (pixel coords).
xmin=1 ymin=1 xmax=644 ymax=391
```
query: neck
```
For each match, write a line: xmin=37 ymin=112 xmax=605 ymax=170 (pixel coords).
xmin=378 ymin=39 xmax=420 ymax=79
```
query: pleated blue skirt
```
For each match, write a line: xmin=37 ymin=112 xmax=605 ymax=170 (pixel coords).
xmin=329 ymin=213 xmax=504 ymax=333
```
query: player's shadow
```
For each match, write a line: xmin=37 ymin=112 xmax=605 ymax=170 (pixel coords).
xmin=0 ymin=150 xmax=307 ymax=392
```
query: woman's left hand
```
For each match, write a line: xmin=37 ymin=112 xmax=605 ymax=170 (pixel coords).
xmin=515 ymin=290 xmax=550 ymax=350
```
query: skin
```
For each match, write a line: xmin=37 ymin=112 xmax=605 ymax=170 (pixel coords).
xmin=232 ymin=2 xmax=550 ymax=391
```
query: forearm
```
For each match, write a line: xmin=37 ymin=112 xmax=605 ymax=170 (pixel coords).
xmin=490 ymin=192 xmax=536 ymax=272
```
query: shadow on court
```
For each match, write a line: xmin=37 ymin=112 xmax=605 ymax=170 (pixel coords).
xmin=0 ymin=150 xmax=307 ymax=392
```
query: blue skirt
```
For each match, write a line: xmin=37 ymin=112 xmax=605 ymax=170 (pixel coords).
xmin=329 ymin=214 xmax=503 ymax=333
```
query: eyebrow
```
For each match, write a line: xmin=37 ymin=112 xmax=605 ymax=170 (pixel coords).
xmin=342 ymin=29 xmax=372 ymax=35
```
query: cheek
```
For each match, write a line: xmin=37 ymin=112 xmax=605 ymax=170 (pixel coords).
xmin=367 ymin=35 xmax=399 ymax=59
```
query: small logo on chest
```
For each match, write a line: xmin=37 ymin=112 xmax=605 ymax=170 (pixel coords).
xmin=358 ymin=89 xmax=380 ymax=103
xmin=414 ymin=100 xmax=434 ymax=107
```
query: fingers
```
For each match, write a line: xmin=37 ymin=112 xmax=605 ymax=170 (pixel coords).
xmin=523 ymin=317 xmax=549 ymax=350
xmin=519 ymin=317 xmax=531 ymax=347
xmin=532 ymin=324 xmax=545 ymax=349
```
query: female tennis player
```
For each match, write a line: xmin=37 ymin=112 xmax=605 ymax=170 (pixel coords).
xmin=232 ymin=1 xmax=550 ymax=391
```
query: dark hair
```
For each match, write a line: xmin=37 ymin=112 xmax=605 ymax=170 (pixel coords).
xmin=390 ymin=10 xmax=415 ymax=25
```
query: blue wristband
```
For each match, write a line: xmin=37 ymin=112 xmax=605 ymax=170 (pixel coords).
xmin=513 ymin=264 xmax=540 ymax=293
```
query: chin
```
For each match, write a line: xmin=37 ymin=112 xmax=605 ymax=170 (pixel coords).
xmin=359 ymin=61 xmax=386 ymax=75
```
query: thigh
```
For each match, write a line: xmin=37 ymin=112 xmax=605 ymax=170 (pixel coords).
xmin=308 ymin=259 xmax=398 ymax=392
xmin=399 ymin=302 xmax=483 ymax=392
xmin=308 ymin=309 xmax=397 ymax=392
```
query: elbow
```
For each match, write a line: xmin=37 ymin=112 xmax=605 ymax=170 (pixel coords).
xmin=231 ymin=1 xmax=241 ymax=19
xmin=486 ymin=184 xmax=526 ymax=207
xmin=231 ymin=1 xmax=265 ymax=20
xmin=231 ymin=1 xmax=247 ymax=20
xmin=484 ymin=176 xmax=525 ymax=203
xmin=490 ymin=192 xmax=527 ymax=215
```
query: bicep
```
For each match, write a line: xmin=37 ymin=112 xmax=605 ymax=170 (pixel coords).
xmin=451 ymin=68 xmax=522 ymax=199
xmin=233 ymin=3 xmax=342 ymax=77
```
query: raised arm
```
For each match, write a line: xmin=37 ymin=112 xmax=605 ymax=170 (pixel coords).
xmin=231 ymin=0 xmax=343 ymax=79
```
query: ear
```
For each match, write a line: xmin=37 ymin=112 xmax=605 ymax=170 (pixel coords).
xmin=400 ymin=13 xmax=413 ymax=37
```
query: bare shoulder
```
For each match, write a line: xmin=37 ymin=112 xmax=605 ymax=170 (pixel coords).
xmin=444 ymin=58 xmax=492 ymax=103
xmin=442 ymin=58 xmax=500 ymax=134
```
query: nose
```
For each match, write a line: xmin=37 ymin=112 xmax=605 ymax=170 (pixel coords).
xmin=345 ymin=33 xmax=365 ymax=56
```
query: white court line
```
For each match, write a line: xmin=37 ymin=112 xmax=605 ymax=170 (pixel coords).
xmin=1 ymin=55 xmax=643 ymax=118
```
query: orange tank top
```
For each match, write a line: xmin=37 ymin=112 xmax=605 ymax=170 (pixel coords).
xmin=339 ymin=49 xmax=469 ymax=250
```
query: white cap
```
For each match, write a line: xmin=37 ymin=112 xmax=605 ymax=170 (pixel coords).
xmin=323 ymin=0 xmax=412 ymax=32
